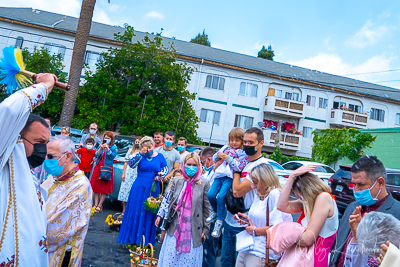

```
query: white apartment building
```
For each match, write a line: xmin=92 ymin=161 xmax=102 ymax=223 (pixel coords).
xmin=1 ymin=7 xmax=400 ymax=158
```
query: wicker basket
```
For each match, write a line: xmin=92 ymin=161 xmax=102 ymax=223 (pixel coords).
xmin=109 ymin=213 xmax=123 ymax=232
xmin=144 ymin=180 xmax=163 ymax=212
xmin=130 ymin=242 xmax=158 ymax=267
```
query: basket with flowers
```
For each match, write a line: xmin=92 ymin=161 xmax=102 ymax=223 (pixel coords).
xmin=128 ymin=236 xmax=158 ymax=266
xmin=144 ymin=178 xmax=163 ymax=213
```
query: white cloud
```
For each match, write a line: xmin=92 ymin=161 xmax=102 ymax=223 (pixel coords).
xmin=93 ymin=8 xmax=117 ymax=25
xmin=287 ymin=52 xmax=400 ymax=88
xmin=238 ymin=42 xmax=273 ymax=57
xmin=0 ymin=0 xmax=81 ymax=17
xmin=144 ymin=11 xmax=164 ymax=20
xmin=346 ymin=20 xmax=391 ymax=48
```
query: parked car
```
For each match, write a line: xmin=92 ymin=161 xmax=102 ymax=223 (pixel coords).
xmin=110 ymin=153 xmax=126 ymax=200
xmin=114 ymin=135 xmax=136 ymax=155
xmin=51 ymin=126 xmax=85 ymax=145
xmin=282 ymin=161 xmax=336 ymax=184
xmin=264 ymin=159 xmax=291 ymax=186
xmin=330 ymin=165 xmax=400 ymax=214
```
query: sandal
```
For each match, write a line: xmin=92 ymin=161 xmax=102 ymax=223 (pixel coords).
xmin=95 ymin=206 xmax=102 ymax=213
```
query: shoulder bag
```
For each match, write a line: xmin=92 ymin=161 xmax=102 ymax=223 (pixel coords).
xmin=265 ymin=199 xmax=280 ymax=267
xmin=225 ymin=188 xmax=249 ymax=215
xmin=99 ymin=151 xmax=113 ymax=181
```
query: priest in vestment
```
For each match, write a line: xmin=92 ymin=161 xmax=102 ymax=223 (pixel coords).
xmin=42 ymin=135 xmax=93 ymax=267
xmin=0 ymin=74 xmax=57 ymax=266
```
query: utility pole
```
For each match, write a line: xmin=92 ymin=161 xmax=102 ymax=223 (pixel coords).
xmin=175 ymin=102 xmax=184 ymax=132
xmin=208 ymin=122 xmax=215 ymax=146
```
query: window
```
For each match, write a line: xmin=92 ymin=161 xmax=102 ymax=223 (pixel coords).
xmin=275 ymin=89 xmax=282 ymax=98
xmin=370 ymin=108 xmax=385 ymax=122
xmin=234 ymin=115 xmax=254 ymax=130
xmin=396 ymin=114 xmax=400 ymax=125
xmin=200 ymin=109 xmax=221 ymax=125
xmin=303 ymin=126 xmax=313 ymax=139
xmin=387 ymin=173 xmax=400 ymax=186
xmin=239 ymin=82 xmax=258 ymax=97
xmin=340 ymin=102 xmax=346 ymax=108
xmin=44 ymin=42 xmax=66 ymax=60
xmin=205 ymin=75 xmax=225 ymax=90
xmin=282 ymin=162 xmax=303 ymax=170
xmin=333 ymin=101 xmax=339 ymax=109
xmin=348 ymin=104 xmax=362 ymax=113
xmin=285 ymin=92 xmax=299 ymax=101
xmin=85 ymin=51 xmax=102 ymax=66
xmin=306 ymin=95 xmax=316 ymax=106
xmin=318 ymin=98 xmax=328 ymax=109
xmin=15 ymin=36 xmax=24 ymax=49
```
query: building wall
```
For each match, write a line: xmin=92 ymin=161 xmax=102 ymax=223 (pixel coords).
xmin=2 ymin=20 xmax=400 ymax=159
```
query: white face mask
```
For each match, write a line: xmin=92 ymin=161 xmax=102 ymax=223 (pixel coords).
xmin=86 ymin=145 xmax=93 ymax=150
xmin=89 ymin=129 xmax=96 ymax=135
xmin=105 ymin=139 xmax=111 ymax=144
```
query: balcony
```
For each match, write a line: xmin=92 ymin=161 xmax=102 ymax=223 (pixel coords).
xmin=330 ymin=109 xmax=368 ymax=128
xmin=264 ymin=96 xmax=304 ymax=118
xmin=263 ymin=130 xmax=302 ymax=150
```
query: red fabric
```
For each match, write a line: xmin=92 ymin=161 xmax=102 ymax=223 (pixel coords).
xmin=283 ymin=122 xmax=295 ymax=132
xmin=153 ymin=143 xmax=164 ymax=149
xmin=76 ymin=148 xmax=96 ymax=172
xmin=90 ymin=153 xmax=113 ymax=194
xmin=263 ymin=119 xmax=278 ymax=128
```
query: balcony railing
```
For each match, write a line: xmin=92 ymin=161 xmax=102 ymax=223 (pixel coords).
xmin=263 ymin=130 xmax=302 ymax=150
xmin=330 ymin=109 xmax=368 ymax=128
xmin=264 ymin=96 xmax=304 ymax=118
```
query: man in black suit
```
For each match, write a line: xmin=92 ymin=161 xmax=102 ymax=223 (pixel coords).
xmin=329 ymin=156 xmax=400 ymax=266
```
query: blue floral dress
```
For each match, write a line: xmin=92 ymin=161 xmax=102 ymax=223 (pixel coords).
xmin=117 ymin=152 xmax=168 ymax=245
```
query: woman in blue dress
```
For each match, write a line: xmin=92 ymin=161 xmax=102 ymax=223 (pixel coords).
xmin=118 ymin=136 xmax=168 ymax=246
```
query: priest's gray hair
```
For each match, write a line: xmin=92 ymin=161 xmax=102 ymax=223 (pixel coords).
xmin=357 ymin=211 xmax=400 ymax=257
xmin=50 ymin=135 xmax=76 ymax=161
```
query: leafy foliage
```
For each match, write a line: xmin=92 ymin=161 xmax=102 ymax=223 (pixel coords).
xmin=312 ymin=128 xmax=376 ymax=165
xmin=269 ymin=146 xmax=310 ymax=164
xmin=0 ymin=47 xmax=67 ymax=123
xmin=74 ymin=26 xmax=200 ymax=143
xmin=258 ymin=45 xmax=274 ymax=61
xmin=190 ymin=30 xmax=211 ymax=47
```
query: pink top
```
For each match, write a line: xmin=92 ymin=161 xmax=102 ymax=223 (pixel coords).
xmin=300 ymin=197 xmax=339 ymax=267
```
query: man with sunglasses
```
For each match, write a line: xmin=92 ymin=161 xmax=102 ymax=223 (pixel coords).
xmin=0 ymin=73 xmax=57 ymax=266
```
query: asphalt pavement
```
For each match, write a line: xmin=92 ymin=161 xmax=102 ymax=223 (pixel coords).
xmin=82 ymin=197 xmax=300 ymax=267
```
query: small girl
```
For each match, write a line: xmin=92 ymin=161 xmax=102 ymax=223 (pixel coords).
xmin=206 ymin=127 xmax=249 ymax=238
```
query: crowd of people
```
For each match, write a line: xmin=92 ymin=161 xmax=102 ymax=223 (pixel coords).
xmin=1 ymin=75 xmax=400 ymax=267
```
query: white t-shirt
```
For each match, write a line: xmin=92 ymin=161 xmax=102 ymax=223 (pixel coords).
xmin=201 ymin=168 xmax=215 ymax=186
xmin=246 ymin=189 xmax=293 ymax=260
xmin=179 ymin=150 xmax=189 ymax=164
xmin=225 ymin=156 xmax=270 ymax=228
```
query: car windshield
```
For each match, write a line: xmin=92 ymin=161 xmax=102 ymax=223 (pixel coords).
xmin=114 ymin=136 xmax=134 ymax=151
xmin=334 ymin=168 xmax=352 ymax=179
xmin=268 ymin=161 xmax=285 ymax=170
xmin=315 ymin=165 xmax=335 ymax=173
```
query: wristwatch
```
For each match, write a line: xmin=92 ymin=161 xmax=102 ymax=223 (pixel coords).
xmin=252 ymin=226 xmax=257 ymax=237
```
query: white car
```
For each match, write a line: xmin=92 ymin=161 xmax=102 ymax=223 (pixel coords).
xmin=264 ymin=159 xmax=291 ymax=186
xmin=281 ymin=161 xmax=336 ymax=185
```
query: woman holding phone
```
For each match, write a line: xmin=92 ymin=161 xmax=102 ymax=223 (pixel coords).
xmin=235 ymin=163 xmax=292 ymax=267
xmin=91 ymin=131 xmax=118 ymax=212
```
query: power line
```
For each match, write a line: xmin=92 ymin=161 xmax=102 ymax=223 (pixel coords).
xmin=344 ymin=68 xmax=400 ymax=76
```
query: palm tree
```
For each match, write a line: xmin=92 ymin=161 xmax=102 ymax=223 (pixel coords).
xmin=59 ymin=0 xmax=96 ymax=126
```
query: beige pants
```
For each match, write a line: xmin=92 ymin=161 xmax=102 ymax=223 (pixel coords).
xmin=235 ymin=252 xmax=265 ymax=267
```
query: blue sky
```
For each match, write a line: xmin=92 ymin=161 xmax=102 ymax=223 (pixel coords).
xmin=2 ymin=0 xmax=400 ymax=88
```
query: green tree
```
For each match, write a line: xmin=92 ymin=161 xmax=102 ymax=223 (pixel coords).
xmin=312 ymin=128 xmax=376 ymax=165
xmin=190 ymin=30 xmax=211 ymax=47
xmin=74 ymin=26 xmax=200 ymax=143
xmin=258 ymin=45 xmax=274 ymax=61
xmin=0 ymin=47 xmax=67 ymax=123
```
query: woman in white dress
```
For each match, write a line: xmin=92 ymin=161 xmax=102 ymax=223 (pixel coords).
xmin=118 ymin=136 xmax=141 ymax=215
xmin=235 ymin=163 xmax=293 ymax=267
xmin=157 ymin=152 xmax=212 ymax=267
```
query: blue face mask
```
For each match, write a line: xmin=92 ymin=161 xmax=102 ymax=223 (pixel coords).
xmin=43 ymin=153 xmax=66 ymax=176
xmin=185 ymin=166 xmax=198 ymax=177
xmin=203 ymin=164 xmax=213 ymax=172
xmin=177 ymin=145 xmax=185 ymax=152
xmin=353 ymin=180 xmax=381 ymax=206
xmin=145 ymin=150 xmax=154 ymax=157
xmin=165 ymin=140 xmax=173 ymax=147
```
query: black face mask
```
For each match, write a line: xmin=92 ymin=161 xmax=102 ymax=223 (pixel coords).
xmin=134 ymin=143 xmax=140 ymax=149
xmin=243 ymin=144 xmax=259 ymax=156
xmin=23 ymin=138 xmax=47 ymax=168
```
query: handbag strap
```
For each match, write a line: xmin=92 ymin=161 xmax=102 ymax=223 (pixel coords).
xmin=265 ymin=198 xmax=270 ymax=267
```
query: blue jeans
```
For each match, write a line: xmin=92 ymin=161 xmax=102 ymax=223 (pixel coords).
xmin=207 ymin=176 xmax=232 ymax=220
xmin=202 ymin=221 xmax=220 ymax=267
xmin=220 ymin=221 xmax=245 ymax=267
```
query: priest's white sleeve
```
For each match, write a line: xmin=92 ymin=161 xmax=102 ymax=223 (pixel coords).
xmin=0 ymin=83 xmax=48 ymax=170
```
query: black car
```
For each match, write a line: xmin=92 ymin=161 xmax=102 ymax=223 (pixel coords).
xmin=114 ymin=135 xmax=135 ymax=155
xmin=330 ymin=165 xmax=400 ymax=214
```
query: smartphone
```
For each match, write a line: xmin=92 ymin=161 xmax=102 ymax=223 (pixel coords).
xmin=235 ymin=214 xmax=249 ymax=224
xmin=102 ymin=139 xmax=107 ymax=144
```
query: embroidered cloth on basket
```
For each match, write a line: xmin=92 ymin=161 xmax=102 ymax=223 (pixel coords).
xmin=42 ymin=167 xmax=93 ymax=267
xmin=0 ymin=84 xmax=50 ymax=266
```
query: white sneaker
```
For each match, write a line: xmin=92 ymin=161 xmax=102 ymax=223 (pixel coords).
xmin=206 ymin=211 xmax=217 ymax=223
xmin=211 ymin=220 xmax=223 ymax=238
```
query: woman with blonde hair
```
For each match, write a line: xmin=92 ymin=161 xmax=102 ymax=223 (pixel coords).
xmin=118 ymin=136 xmax=168 ymax=246
xmin=235 ymin=164 xmax=292 ymax=267
xmin=61 ymin=127 xmax=70 ymax=136
xmin=158 ymin=152 xmax=212 ymax=266
xmin=277 ymin=165 xmax=339 ymax=267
